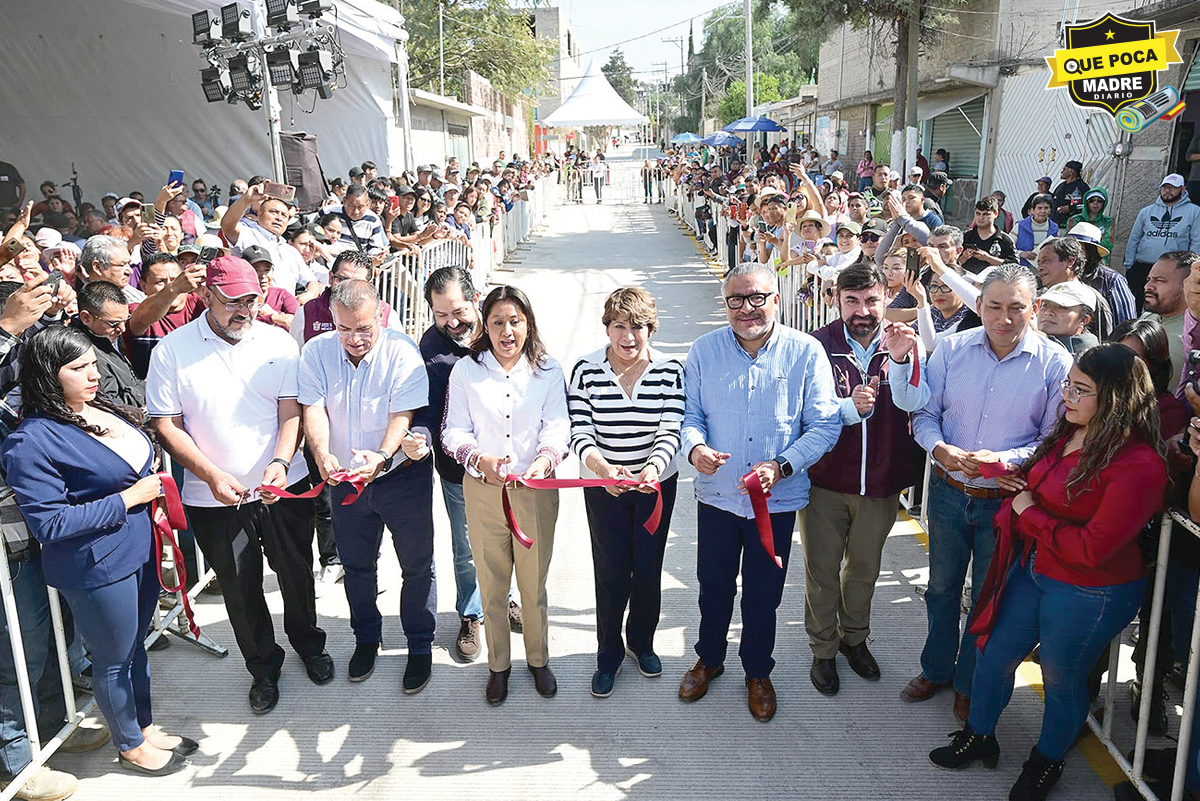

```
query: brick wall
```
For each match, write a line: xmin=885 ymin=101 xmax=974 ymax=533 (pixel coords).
xmin=463 ymin=70 xmax=530 ymax=162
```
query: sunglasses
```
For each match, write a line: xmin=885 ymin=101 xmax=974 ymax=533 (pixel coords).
xmin=861 ymin=233 xmax=882 ymax=243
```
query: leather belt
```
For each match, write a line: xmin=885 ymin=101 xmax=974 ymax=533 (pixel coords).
xmin=933 ymin=465 xmax=1002 ymax=500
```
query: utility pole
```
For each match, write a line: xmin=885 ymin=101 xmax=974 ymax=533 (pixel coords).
xmin=905 ymin=0 xmax=920 ymax=174
xmin=438 ymin=1 xmax=445 ymax=96
xmin=744 ymin=0 xmax=753 ymax=118
xmin=701 ymin=66 xmax=707 ymax=133
xmin=652 ymin=61 xmax=666 ymax=143
xmin=663 ymin=36 xmax=686 ymax=132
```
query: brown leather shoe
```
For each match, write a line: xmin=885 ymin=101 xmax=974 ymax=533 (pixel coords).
xmin=746 ymin=677 xmax=777 ymax=722
xmin=529 ymin=664 xmax=557 ymax=698
xmin=486 ymin=669 xmax=510 ymax=705
xmin=678 ymin=658 xmax=724 ymax=701
xmin=954 ymin=692 xmax=971 ymax=724
xmin=901 ymin=674 xmax=951 ymax=702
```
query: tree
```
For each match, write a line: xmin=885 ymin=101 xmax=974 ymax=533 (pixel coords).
xmin=392 ymin=0 xmax=557 ymax=100
xmin=601 ymin=49 xmax=637 ymax=105
xmin=718 ymin=75 xmax=781 ymax=126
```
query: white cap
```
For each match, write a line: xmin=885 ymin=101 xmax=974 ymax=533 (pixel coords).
xmin=1162 ymin=173 xmax=1186 ymax=188
xmin=1040 ymin=280 xmax=1097 ymax=311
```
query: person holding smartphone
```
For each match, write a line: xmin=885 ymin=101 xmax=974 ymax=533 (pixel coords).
xmin=959 ymin=196 xmax=1017 ymax=274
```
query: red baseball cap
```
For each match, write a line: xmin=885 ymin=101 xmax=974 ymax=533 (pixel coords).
xmin=205 ymin=255 xmax=262 ymax=299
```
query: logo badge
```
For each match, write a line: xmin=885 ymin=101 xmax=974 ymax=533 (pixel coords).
xmin=1045 ymin=13 xmax=1181 ymax=117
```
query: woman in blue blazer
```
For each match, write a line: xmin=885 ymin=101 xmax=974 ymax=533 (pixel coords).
xmin=1 ymin=327 xmax=195 ymax=776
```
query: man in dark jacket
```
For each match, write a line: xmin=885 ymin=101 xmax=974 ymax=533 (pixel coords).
xmin=1051 ymin=160 xmax=1089 ymax=226
xmin=803 ymin=263 xmax=930 ymax=696
xmin=71 ymin=280 xmax=144 ymax=409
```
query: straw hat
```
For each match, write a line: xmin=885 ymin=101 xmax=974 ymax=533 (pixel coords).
xmin=794 ymin=209 xmax=831 ymax=239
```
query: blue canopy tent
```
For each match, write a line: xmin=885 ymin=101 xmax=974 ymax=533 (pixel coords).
xmin=670 ymin=132 xmax=703 ymax=144
xmin=723 ymin=116 xmax=786 ymax=133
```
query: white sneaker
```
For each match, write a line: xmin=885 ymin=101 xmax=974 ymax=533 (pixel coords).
xmin=4 ymin=766 xmax=78 ymax=801
xmin=319 ymin=564 xmax=345 ymax=585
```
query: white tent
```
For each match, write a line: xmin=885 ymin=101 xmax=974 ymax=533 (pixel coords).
xmin=0 ymin=0 xmax=407 ymax=202
xmin=542 ymin=60 xmax=648 ymax=128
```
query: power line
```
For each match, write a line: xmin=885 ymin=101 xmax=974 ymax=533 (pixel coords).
xmin=551 ymin=5 xmax=741 ymax=67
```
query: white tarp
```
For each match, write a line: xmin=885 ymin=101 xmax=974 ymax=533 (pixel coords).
xmin=542 ymin=59 xmax=648 ymax=128
xmin=0 ymin=0 xmax=404 ymax=203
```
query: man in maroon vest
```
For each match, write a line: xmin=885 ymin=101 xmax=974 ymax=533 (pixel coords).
xmin=290 ymin=250 xmax=399 ymax=345
xmin=803 ymin=263 xmax=930 ymax=696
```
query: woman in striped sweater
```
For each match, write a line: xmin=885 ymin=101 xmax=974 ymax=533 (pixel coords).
xmin=568 ymin=287 xmax=685 ymax=698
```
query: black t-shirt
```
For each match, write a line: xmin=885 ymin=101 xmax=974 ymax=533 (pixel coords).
xmin=390 ymin=211 xmax=418 ymax=237
xmin=0 ymin=161 xmax=22 ymax=208
xmin=961 ymin=228 xmax=1017 ymax=274
xmin=1051 ymin=178 xmax=1089 ymax=225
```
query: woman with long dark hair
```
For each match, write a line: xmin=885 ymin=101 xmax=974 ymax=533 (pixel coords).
xmin=1 ymin=327 xmax=196 ymax=776
xmin=442 ymin=285 xmax=569 ymax=705
xmin=929 ymin=343 xmax=1168 ymax=800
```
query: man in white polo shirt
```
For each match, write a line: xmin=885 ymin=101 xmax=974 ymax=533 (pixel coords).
xmin=298 ymin=279 xmax=437 ymax=693
xmin=219 ymin=183 xmax=315 ymax=297
xmin=146 ymin=255 xmax=332 ymax=716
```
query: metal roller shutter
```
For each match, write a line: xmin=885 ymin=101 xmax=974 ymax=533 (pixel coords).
xmin=930 ymin=97 xmax=985 ymax=178
xmin=873 ymin=103 xmax=893 ymax=165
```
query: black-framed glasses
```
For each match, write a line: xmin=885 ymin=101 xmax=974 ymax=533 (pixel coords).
xmin=861 ymin=233 xmax=882 ymax=243
xmin=98 ymin=315 xmax=132 ymax=331
xmin=724 ymin=293 xmax=773 ymax=309
xmin=928 ymin=283 xmax=953 ymax=295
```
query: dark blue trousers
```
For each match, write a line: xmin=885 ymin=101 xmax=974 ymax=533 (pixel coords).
xmin=59 ymin=562 xmax=159 ymax=752
xmin=694 ymin=502 xmax=796 ymax=678
xmin=583 ymin=476 xmax=678 ymax=672
xmin=330 ymin=463 xmax=436 ymax=651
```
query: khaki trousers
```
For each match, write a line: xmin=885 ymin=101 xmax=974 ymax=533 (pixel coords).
xmin=800 ymin=486 xmax=900 ymax=659
xmin=463 ymin=478 xmax=558 ymax=671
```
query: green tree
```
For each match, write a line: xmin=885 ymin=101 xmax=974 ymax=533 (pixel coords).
xmin=392 ymin=0 xmax=557 ymax=100
xmin=601 ymin=49 xmax=637 ymax=105
xmin=718 ymin=75 xmax=781 ymax=125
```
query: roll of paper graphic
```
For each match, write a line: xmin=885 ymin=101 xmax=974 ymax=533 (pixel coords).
xmin=1117 ymin=86 xmax=1181 ymax=132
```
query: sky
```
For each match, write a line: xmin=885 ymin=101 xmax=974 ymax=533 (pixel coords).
xmin=557 ymin=0 xmax=735 ymax=83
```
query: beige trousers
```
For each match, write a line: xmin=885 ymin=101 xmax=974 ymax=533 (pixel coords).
xmin=800 ymin=486 xmax=900 ymax=659
xmin=463 ymin=478 xmax=558 ymax=671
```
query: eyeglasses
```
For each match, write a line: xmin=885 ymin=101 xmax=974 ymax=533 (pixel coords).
xmin=860 ymin=233 xmax=881 ymax=243
xmin=927 ymin=283 xmax=953 ymax=294
xmin=97 ymin=315 xmax=132 ymax=331
xmin=1060 ymin=379 xmax=1096 ymax=403
xmin=337 ymin=329 xmax=376 ymax=342
xmin=215 ymin=296 xmax=260 ymax=313
xmin=724 ymin=292 xmax=773 ymax=309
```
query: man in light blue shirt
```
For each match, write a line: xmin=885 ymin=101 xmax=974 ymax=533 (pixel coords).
xmin=678 ymin=261 xmax=842 ymax=722
xmin=904 ymin=264 xmax=1072 ymax=723
xmin=298 ymin=279 xmax=436 ymax=694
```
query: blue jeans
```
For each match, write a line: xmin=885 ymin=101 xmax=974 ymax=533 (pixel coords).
xmin=968 ymin=555 xmax=1144 ymax=761
xmin=331 ymin=465 xmax=436 ymax=651
xmin=857 ymin=176 xmax=872 ymax=192
xmin=921 ymin=472 xmax=1003 ymax=696
xmin=441 ymin=481 xmax=482 ymax=621
xmin=0 ymin=552 xmax=66 ymax=778
xmin=59 ymin=563 xmax=160 ymax=752
xmin=1167 ymin=560 xmax=1198 ymax=670
xmin=694 ymin=502 xmax=796 ymax=678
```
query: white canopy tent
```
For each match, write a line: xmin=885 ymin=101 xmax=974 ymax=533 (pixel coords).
xmin=542 ymin=60 xmax=648 ymax=128
xmin=0 ymin=0 xmax=408 ymax=203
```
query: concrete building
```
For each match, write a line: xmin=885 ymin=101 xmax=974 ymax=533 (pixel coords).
xmin=527 ymin=6 xmax=583 ymax=154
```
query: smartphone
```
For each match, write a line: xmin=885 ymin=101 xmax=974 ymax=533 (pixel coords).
xmin=1 ymin=239 xmax=24 ymax=259
xmin=168 ymin=169 xmax=184 ymax=188
xmin=44 ymin=270 xmax=62 ymax=295
xmin=905 ymin=247 xmax=921 ymax=280
xmin=198 ymin=246 xmax=221 ymax=264
xmin=785 ymin=202 xmax=798 ymax=226
xmin=141 ymin=205 xmax=156 ymax=226
xmin=388 ymin=195 xmax=401 ymax=214
xmin=756 ymin=219 xmax=769 ymax=233
xmin=263 ymin=181 xmax=296 ymax=202
xmin=815 ymin=175 xmax=826 ymax=186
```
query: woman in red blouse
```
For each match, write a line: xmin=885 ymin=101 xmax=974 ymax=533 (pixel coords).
xmin=929 ymin=343 xmax=1168 ymax=801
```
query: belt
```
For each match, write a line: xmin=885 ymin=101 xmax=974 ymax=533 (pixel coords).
xmin=933 ymin=465 xmax=1002 ymax=500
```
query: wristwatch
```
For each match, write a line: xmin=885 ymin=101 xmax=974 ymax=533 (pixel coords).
xmin=375 ymin=449 xmax=394 ymax=472
xmin=775 ymin=456 xmax=794 ymax=478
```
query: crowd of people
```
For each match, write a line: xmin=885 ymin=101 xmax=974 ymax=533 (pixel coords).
xmin=0 ymin=150 xmax=556 ymax=800
xmin=3 ymin=136 xmax=1200 ymax=801
xmin=648 ymin=137 xmax=1200 ymax=800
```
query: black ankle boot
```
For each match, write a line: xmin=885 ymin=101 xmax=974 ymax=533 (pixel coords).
xmin=1009 ymin=746 xmax=1065 ymax=801
xmin=929 ymin=725 xmax=1000 ymax=770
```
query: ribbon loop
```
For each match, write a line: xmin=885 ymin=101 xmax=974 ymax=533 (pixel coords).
xmin=500 ymin=476 xmax=664 ymax=548
xmin=742 ymin=470 xmax=783 ymax=569
xmin=258 ymin=469 xmax=367 ymax=506
xmin=151 ymin=472 xmax=201 ymax=638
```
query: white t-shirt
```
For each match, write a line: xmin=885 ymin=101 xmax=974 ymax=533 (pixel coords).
xmin=145 ymin=314 xmax=307 ymax=507
xmin=233 ymin=220 xmax=315 ymax=294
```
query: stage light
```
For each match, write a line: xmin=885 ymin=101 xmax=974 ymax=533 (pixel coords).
xmin=265 ymin=48 xmax=300 ymax=88
xmin=266 ymin=0 xmax=299 ymax=30
xmin=201 ymin=67 xmax=231 ymax=103
xmin=297 ymin=49 xmax=334 ymax=97
xmin=227 ymin=54 xmax=261 ymax=93
xmin=220 ymin=3 xmax=253 ymax=41
xmin=192 ymin=10 xmax=221 ymax=45
xmin=298 ymin=0 xmax=330 ymax=17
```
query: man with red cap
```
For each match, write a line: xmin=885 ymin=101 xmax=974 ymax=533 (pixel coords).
xmin=146 ymin=255 xmax=332 ymax=715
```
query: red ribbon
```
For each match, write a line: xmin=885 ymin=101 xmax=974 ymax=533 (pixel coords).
xmin=909 ymin=344 xmax=921 ymax=388
xmin=257 ymin=470 xmax=367 ymax=506
xmin=500 ymin=477 xmax=663 ymax=549
xmin=742 ymin=470 xmax=783 ymax=569
xmin=977 ymin=461 xmax=1016 ymax=480
xmin=150 ymin=472 xmax=200 ymax=638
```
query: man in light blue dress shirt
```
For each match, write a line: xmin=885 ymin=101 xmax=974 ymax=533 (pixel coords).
xmin=298 ymin=279 xmax=437 ymax=694
xmin=678 ymin=261 xmax=842 ymax=722
xmin=904 ymin=264 xmax=1072 ymax=724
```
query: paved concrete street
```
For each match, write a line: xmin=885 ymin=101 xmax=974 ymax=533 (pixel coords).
xmin=48 ymin=158 xmax=1118 ymax=799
